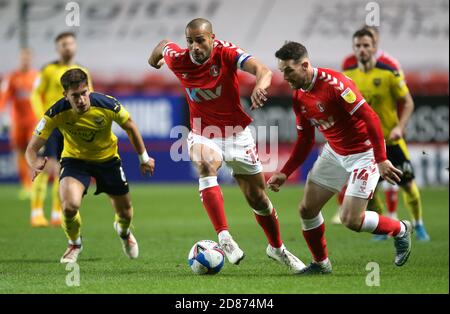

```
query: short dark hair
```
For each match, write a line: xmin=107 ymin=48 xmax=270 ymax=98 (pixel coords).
xmin=353 ymin=28 xmax=375 ymax=41
xmin=55 ymin=31 xmax=76 ymax=43
xmin=60 ymin=69 xmax=88 ymax=91
xmin=275 ymin=41 xmax=308 ymax=61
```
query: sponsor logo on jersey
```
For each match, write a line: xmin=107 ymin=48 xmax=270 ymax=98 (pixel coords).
xmin=185 ymin=85 xmax=222 ymax=102
xmin=341 ymin=87 xmax=357 ymax=103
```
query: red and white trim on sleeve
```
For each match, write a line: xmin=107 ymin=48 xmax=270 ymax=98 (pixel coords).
xmin=318 ymin=70 xmax=344 ymax=91
xmin=163 ymin=43 xmax=186 ymax=59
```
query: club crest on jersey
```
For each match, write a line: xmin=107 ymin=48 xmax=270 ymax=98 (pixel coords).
xmin=316 ymin=102 xmax=325 ymax=112
xmin=373 ymin=78 xmax=381 ymax=87
xmin=210 ymin=65 xmax=220 ymax=77
xmin=341 ymin=87 xmax=357 ymax=104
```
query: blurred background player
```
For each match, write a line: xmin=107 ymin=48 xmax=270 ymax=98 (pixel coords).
xmin=148 ymin=18 xmax=306 ymax=273
xmin=268 ymin=42 xmax=412 ymax=274
xmin=30 ymin=32 xmax=93 ymax=227
xmin=26 ymin=69 xmax=155 ymax=263
xmin=333 ymin=26 xmax=404 ymax=226
xmin=0 ymin=48 xmax=38 ymax=201
xmin=342 ymin=28 xmax=430 ymax=241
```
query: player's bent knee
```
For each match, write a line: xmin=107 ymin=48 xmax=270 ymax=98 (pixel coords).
xmin=339 ymin=211 xmax=362 ymax=231
xmin=196 ymin=161 xmax=217 ymax=177
xmin=62 ymin=201 xmax=79 ymax=217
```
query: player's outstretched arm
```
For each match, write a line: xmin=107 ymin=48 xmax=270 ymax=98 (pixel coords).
xmin=120 ymin=118 xmax=155 ymax=176
xmin=25 ymin=135 xmax=48 ymax=181
xmin=242 ymin=58 xmax=272 ymax=110
xmin=148 ymin=39 xmax=170 ymax=69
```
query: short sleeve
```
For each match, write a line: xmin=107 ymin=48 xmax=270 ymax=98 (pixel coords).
xmin=218 ymin=40 xmax=253 ymax=70
xmin=33 ymin=115 xmax=57 ymax=140
xmin=111 ymin=99 xmax=130 ymax=126
xmin=390 ymin=71 xmax=410 ymax=100
xmin=329 ymin=71 xmax=367 ymax=115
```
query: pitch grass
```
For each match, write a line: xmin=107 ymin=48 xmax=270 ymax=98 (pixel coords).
xmin=0 ymin=184 xmax=448 ymax=294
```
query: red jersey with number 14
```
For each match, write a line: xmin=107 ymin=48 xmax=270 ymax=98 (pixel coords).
xmin=163 ymin=40 xmax=253 ymax=137
xmin=294 ymin=67 xmax=375 ymax=156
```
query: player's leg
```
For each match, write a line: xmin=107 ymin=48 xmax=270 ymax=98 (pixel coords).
xmin=29 ymin=129 xmax=62 ymax=227
xmin=331 ymin=184 xmax=347 ymax=224
xmin=342 ymin=150 xmax=413 ymax=266
xmin=383 ymin=180 xmax=399 ymax=219
xmin=187 ymin=133 xmax=243 ymax=262
xmin=367 ymin=184 xmax=388 ymax=241
xmin=401 ymin=179 xmax=429 ymax=241
xmin=92 ymin=157 xmax=138 ymax=258
xmin=234 ymin=172 xmax=306 ymax=273
xmin=394 ymin=140 xmax=430 ymax=241
xmin=109 ymin=193 xmax=139 ymax=259
xmin=297 ymin=144 xmax=348 ymax=275
xmin=12 ymin=127 xmax=32 ymax=199
xmin=59 ymin=176 xmax=85 ymax=263
xmin=296 ymin=180 xmax=335 ymax=275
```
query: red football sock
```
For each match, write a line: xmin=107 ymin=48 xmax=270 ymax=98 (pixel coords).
xmin=254 ymin=208 xmax=283 ymax=248
xmin=302 ymin=223 xmax=328 ymax=262
xmin=385 ymin=189 xmax=398 ymax=214
xmin=200 ymin=185 xmax=228 ymax=234
xmin=373 ymin=215 xmax=402 ymax=236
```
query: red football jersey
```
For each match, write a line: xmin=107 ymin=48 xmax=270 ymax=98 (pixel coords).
xmin=341 ymin=50 xmax=402 ymax=71
xmin=293 ymin=67 xmax=374 ymax=156
xmin=163 ymin=40 xmax=253 ymax=137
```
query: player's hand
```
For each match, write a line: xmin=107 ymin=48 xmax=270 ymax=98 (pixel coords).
xmin=389 ymin=126 xmax=403 ymax=141
xmin=267 ymin=172 xmax=287 ymax=192
xmin=140 ymin=157 xmax=155 ymax=176
xmin=378 ymin=160 xmax=403 ymax=185
xmin=30 ymin=157 xmax=48 ymax=182
xmin=250 ymin=87 xmax=268 ymax=110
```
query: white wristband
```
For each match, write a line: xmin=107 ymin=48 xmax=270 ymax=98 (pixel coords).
xmin=138 ymin=151 xmax=150 ymax=164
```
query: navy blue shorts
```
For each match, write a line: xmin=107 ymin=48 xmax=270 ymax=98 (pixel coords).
xmin=43 ymin=128 xmax=64 ymax=160
xmin=60 ymin=157 xmax=129 ymax=196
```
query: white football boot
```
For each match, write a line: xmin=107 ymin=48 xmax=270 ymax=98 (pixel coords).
xmin=114 ymin=222 xmax=139 ymax=259
xmin=266 ymin=244 xmax=307 ymax=273
xmin=60 ymin=244 xmax=83 ymax=263
xmin=219 ymin=236 xmax=245 ymax=265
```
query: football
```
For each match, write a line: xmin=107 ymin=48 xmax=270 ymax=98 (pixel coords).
xmin=188 ymin=240 xmax=225 ymax=275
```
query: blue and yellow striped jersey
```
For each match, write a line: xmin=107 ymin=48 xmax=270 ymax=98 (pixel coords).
xmin=34 ymin=93 xmax=130 ymax=162
xmin=344 ymin=62 xmax=410 ymax=146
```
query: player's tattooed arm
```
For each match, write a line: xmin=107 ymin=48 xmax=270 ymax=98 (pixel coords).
xmin=242 ymin=58 xmax=272 ymax=110
xmin=148 ymin=39 xmax=170 ymax=69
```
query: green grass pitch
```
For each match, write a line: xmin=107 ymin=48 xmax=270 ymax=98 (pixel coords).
xmin=0 ymin=184 xmax=448 ymax=294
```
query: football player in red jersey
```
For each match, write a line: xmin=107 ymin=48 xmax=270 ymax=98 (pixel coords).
xmin=268 ymin=42 xmax=413 ymax=274
xmin=148 ymin=18 xmax=306 ymax=273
